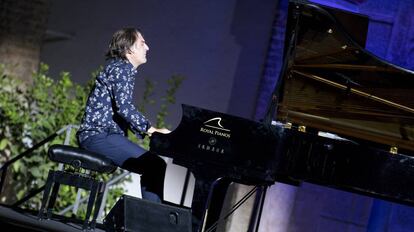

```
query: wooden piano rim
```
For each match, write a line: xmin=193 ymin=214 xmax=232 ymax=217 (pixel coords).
xmin=278 ymin=110 xmax=414 ymax=154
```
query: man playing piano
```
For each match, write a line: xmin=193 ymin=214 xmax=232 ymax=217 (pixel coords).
xmin=76 ymin=28 xmax=170 ymax=203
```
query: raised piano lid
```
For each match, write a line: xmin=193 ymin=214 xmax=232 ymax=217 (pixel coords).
xmin=276 ymin=0 xmax=414 ymax=154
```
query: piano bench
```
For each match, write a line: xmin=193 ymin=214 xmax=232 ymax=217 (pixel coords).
xmin=38 ymin=144 xmax=116 ymax=231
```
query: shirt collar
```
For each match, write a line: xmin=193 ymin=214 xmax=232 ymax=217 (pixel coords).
xmin=110 ymin=58 xmax=137 ymax=75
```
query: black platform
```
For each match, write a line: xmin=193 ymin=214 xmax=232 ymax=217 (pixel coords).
xmin=0 ymin=204 xmax=106 ymax=232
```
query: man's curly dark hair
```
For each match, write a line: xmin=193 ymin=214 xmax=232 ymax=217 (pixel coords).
xmin=105 ymin=28 xmax=142 ymax=60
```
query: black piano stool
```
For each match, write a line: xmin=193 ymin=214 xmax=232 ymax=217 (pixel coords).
xmin=38 ymin=144 xmax=116 ymax=231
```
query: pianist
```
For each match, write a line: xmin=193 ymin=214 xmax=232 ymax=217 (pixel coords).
xmin=76 ymin=28 xmax=170 ymax=203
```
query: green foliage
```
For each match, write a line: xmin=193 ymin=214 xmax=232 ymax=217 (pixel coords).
xmin=156 ymin=75 xmax=185 ymax=129
xmin=138 ymin=78 xmax=155 ymax=114
xmin=132 ymin=74 xmax=185 ymax=149
xmin=0 ymin=63 xmax=124 ymax=216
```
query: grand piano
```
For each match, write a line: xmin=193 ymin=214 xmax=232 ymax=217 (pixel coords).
xmin=150 ymin=0 xmax=414 ymax=231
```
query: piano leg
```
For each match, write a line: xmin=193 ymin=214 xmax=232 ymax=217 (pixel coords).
xmin=191 ymin=176 xmax=231 ymax=232
xmin=247 ymin=185 xmax=268 ymax=232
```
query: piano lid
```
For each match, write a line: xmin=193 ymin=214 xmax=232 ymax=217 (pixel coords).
xmin=275 ymin=1 xmax=414 ymax=154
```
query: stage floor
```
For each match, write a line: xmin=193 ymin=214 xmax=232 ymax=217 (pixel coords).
xmin=0 ymin=204 xmax=106 ymax=232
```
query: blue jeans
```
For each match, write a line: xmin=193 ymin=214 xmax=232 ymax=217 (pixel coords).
xmin=79 ymin=132 xmax=166 ymax=203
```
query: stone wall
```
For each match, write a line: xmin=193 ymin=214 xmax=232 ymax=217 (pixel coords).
xmin=0 ymin=0 xmax=50 ymax=82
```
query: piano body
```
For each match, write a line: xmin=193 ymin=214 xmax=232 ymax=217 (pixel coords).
xmin=151 ymin=105 xmax=282 ymax=231
xmin=150 ymin=0 xmax=414 ymax=231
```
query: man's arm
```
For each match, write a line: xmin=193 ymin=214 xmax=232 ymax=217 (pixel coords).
xmin=109 ymin=69 xmax=151 ymax=135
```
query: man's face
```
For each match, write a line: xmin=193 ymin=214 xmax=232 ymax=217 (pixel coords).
xmin=128 ymin=33 xmax=149 ymax=68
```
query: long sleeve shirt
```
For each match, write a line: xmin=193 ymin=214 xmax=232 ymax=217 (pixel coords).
xmin=77 ymin=58 xmax=150 ymax=143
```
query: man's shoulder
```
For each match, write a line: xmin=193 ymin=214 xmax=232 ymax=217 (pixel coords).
xmin=105 ymin=59 xmax=134 ymax=74
xmin=104 ymin=59 xmax=120 ymax=70
xmin=98 ymin=60 xmax=130 ymax=84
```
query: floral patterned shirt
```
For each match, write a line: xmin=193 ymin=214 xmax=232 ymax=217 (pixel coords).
xmin=77 ymin=58 xmax=150 ymax=143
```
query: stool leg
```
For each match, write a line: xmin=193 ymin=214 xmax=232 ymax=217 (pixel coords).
xmin=90 ymin=182 xmax=105 ymax=230
xmin=38 ymin=171 xmax=54 ymax=219
xmin=83 ymin=181 xmax=98 ymax=231
xmin=46 ymin=182 xmax=60 ymax=219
